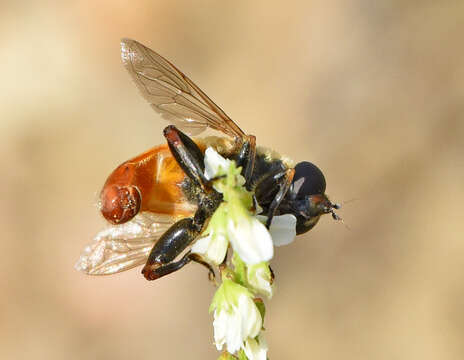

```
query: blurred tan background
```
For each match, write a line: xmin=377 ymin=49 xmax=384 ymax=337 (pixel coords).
xmin=1 ymin=1 xmax=463 ymax=359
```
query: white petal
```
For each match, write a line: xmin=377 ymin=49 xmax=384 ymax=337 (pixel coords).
xmin=258 ymin=214 xmax=297 ymax=247
xmin=238 ymin=295 xmax=262 ymax=339
xmin=204 ymin=147 xmax=231 ymax=180
xmin=228 ymin=217 xmax=274 ymax=265
xmin=224 ymin=308 xmax=243 ymax=354
xmin=213 ymin=309 xmax=227 ymax=351
xmin=243 ymin=334 xmax=268 ymax=360
xmin=191 ymin=233 xmax=228 ymax=265
xmin=191 ymin=234 xmax=211 ymax=254
xmin=248 ymin=264 xmax=273 ymax=299
xmin=212 ymin=285 xmax=263 ymax=355
xmin=206 ymin=233 xmax=229 ymax=265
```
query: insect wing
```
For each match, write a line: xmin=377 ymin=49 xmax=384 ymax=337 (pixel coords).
xmin=75 ymin=212 xmax=176 ymax=275
xmin=121 ymin=38 xmax=246 ymax=139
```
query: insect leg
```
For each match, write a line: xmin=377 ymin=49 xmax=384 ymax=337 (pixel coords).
xmin=144 ymin=251 xmax=215 ymax=281
xmin=142 ymin=206 xmax=221 ymax=280
xmin=255 ymin=168 xmax=295 ymax=228
xmin=235 ymin=135 xmax=256 ymax=190
xmin=142 ymin=204 xmax=219 ymax=281
xmin=163 ymin=125 xmax=208 ymax=190
xmin=142 ymin=218 xmax=199 ymax=280
xmin=141 ymin=190 xmax=222 ymax=280
xmin=189 ymin=252 xmax=216 ymax=281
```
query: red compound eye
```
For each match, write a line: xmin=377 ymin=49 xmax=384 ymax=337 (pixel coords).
xmin=100 ymin=185 xmax=141 ymax=224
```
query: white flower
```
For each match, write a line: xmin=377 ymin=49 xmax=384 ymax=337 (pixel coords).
xmin=210 ymin=279 xmax=262 ymax=354
xmin=244 ymin=334 xmax=268 ymax=360
xmin=258 ymin=214 xmax=297 ymax=247
xmin=204 ymin=146 xmax=246 ymax=190
xmin=227 ymin=216 xmax=274 ymax=265
xmin=247 ymin=262 xmax=273 ymax=299
xmin=204 ymin=147 xmax=235 ymax=180
xmin=191 ymin=232 xmax=228 ymax=265
xmin=191 ymin=203 xmax=229 ymax=265
xmin=203 ymin=147 xmax=275 ymax=265
xmin=202 ymin=148 xmax=282 ymax=358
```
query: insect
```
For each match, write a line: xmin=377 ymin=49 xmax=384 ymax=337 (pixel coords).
xmin=76 ymin=39 xmax=341 ymax=280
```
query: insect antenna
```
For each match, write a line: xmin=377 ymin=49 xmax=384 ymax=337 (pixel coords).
xmin=329 ymin=203 xmax=351 ymax=231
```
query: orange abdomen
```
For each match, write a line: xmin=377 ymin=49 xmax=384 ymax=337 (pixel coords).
xmin=100 ymin=144 xmax=197 ymax=224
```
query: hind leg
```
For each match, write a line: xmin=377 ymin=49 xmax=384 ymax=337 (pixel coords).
xmin=142 ymin=126 xmax=221 ymax=280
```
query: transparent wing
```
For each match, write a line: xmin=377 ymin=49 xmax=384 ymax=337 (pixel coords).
xmin=121 ymin=38 xmax=246 ymax=139
xmin=75 ymin=212 xmax=177 ymax=275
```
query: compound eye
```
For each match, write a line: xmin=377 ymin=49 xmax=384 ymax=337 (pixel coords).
xmin=291 ymin=161 xmax=326 ymax=198
xmin=100 ymin=185 xmax=141 ymax=224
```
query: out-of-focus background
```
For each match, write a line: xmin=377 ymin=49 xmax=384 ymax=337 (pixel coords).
xmin=1 ymin=1 xmax=463 ymax=359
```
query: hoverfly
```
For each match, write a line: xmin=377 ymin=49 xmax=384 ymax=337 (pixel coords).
xmin=76 ymin=39 xmax=340 ymax=280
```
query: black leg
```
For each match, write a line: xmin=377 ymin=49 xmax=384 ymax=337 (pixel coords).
xmin=142 ymin=193 xmax=223 ymax=280
xmin=144 ymin=251 xmax=193 ymax=280
xmin=235 ymin=135 xmax=256 ymax=190
xmin=269 ymin=265 xmax=275 ymax=284
xmin=253 ymin=168 xmax=295 ymax=229
xmin=165 ymin=124 xmax=257 ymax=191
xmin=164 ymin=125 xmax=209 ymax=190
xmin=253 ymin=169 xmax=289 ymax=204
xmin=189 ymin=253 xmax=216 ymax=281
xmin=265 ymin=168 xmax=294 ymax=228
xmin=142 ymin=218 xmax=200 ymax=280
xmin=143 ymin=251 xmax=216 ymax=281
xmin=142 ymin=126 xmax=223 ymax=281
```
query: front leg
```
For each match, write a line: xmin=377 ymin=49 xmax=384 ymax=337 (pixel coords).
xmin=254 ymin=168 xmax=295 ymax=228
xmin=265 ymin=168 xmax=295 ymax=228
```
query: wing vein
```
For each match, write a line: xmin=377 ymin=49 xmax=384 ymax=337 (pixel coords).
xmin=121 ymin=38 xmax=246 ymax=139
